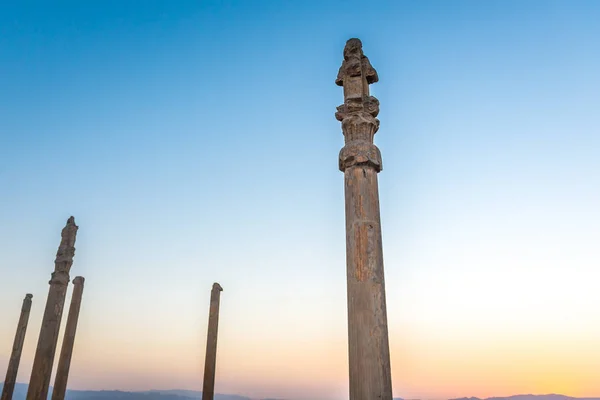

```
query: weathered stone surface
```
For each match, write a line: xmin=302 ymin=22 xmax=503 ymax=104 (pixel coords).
xmin=1 ymin=294 xmax=33 ymax=400
xmin=339 ymin=140 xmax=382 ymax=172
xmin=202 ymin=283 xmax=223 ymax=400
xmin=336 ymin=38 xmax=393 ymax=400
xmin=27 ymin=217 xmax=78 ymax=400
xmin=51 ymin=276 xmax=85 ymax=400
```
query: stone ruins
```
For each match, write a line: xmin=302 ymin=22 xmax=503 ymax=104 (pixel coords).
xmin=27 ymin=217 xmax=79 ymax=400
xmin=51 ymin=276 xmax=85 ymax=400
xmin=202 ymin=283 xmax=223 ymax=400
xmin=2 ymin=38 xmax=394 ymax=400
xmin=336 ymin=38 xmax=393 ymax=399
xmin=1 ymin=294 xmax=33 ymax=400
xmin=0 ymin=218 xmax=88 ymax=400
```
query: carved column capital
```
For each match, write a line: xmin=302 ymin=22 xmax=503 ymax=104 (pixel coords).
xmin=335 ymin=39 xmax=383 ymax=172
xmin=49 ymin=271 xmax=70 ymax=286
xmin=54 ymin=216 xmax=78 ymax=274
xmin=339 ymin=141 xmax=382 ymax=172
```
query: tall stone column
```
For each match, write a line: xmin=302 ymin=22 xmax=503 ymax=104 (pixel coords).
xmin=51 ymin=276 xmax=85 ymax=400
xmin=335 ymin=38 xmax=393 ymax=400
xmin=27 ymin=217 xmax=78 ymax=400
xmin=202 ymin=283 xmax=223 ymax=400
xmin=1 ymin=294 xmax=33 ymax=400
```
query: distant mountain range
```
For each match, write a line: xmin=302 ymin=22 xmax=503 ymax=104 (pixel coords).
xmin=0 ymin=383 xmax=250 ymax=400
xmin=451 ymin=396 xmax=600 ymax=400
xmin=1 ymin=384 xmax=598 ymax=400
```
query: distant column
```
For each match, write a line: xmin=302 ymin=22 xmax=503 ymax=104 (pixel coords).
xmin=51 ymin=276 xmax=85 ymax=400
xmin=202 ymin=283 xmax=223 ymax=400
xmin=27 ymin=217 xmax=79 ymax=400
xmin=1 ymin=294 xmax=33 ymax=400
xmin=335 ymin=38 xmax=393 ymax=400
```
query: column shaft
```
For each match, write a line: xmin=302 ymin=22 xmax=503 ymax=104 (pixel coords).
xmin=51 ymin=276 xmax=85 ymax=400
xmin=202 ymin=283 xmax=223 ymax=400
xmin=335 ymin=38 xmax=393 ymax=400
xmin=1 ymin=294 xmax=33 ymax=400
xmin=27 ymin=217 xmax=78 ymax=400
xmin=345 ymin=165 xmax=392 ymax=399
xmin=27 ymin=280 xmax=68 ymax=399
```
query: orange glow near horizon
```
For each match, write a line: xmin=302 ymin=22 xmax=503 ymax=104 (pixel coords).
xmin=2 ymin=257 xmax=598 ymax=400
xmin=2 ymin=320 xmax=598 ymax=400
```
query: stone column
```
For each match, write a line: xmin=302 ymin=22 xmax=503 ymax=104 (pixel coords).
xmin=202 ymin=283 xmax=223 ymax=400
xmin=335 ymin=38 xmax=393 ymax=400
xmin=1 ymin=294 xmax=33 ymax=400
xmin=51 ymin=276 xmax=85 ymax=400
xmin=27 ymin=217 xmax=79 ymax=400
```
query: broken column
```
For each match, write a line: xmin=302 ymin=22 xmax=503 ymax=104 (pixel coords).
xmin=51 ymin=276 xmax=85 ymax=400
xmin=202 ymin=283 xmax=223 ymax=400
xmin=1 ymin=294 xmax=33 ymax=400
xmin=335 ymin=38 xmax=393 ymax=400
xmin=27 ymin=217 xmax=79 ymax=400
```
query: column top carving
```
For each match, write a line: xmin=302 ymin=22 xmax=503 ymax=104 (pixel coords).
xmin=25 ymin=293 xmax=33 ymax=299
xmin=335 ymin=38 xmax=380 ymax=122
xmin=212 ymin=283 xmax=223 ymax=292
xmin=335 ymin=38 xmax=383 ymax=172
xmin=54 ymin=216 xmax=78 ymax=274
xmin=335 ymin=38 xmax=378 ymax=88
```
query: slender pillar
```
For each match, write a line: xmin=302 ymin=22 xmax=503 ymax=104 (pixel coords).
xmin=1 ymin=294 xmax=33 ymax=400
xmin=335 ymin=38 xmax=393 ymax=399
xmin=27 ymin=217 xmax=78 ymax=400
xmin=51 ymin=276 xmax=85 ymax=400
xmin=202 ymin=283 xmax=223 ymax=400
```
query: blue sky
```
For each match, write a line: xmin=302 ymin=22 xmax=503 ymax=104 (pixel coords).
xmin=1 ymin=1 xmax=599 ymax=399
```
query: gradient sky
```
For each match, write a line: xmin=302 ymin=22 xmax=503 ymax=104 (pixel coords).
xmin=1 ymin=1 xmax=599 ymax=399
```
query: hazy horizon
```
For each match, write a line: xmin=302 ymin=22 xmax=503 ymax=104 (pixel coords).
xmin=1 ymin=383 xmax=598 ymax=400
xmin=1 ymin=1 xmax=599 ymax=400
